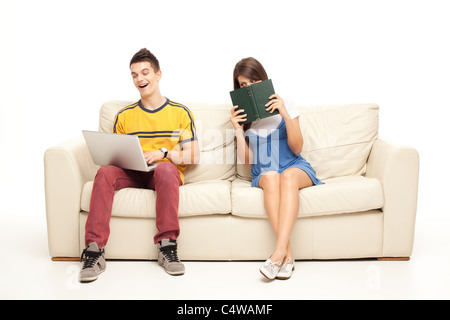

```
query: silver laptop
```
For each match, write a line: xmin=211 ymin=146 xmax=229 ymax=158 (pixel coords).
xmin=82 ymin=130 xmax=157 ymax=172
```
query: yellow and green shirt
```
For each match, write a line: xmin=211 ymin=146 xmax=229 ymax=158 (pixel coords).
xmin=113 ymin=98 xmax=197 ymax=183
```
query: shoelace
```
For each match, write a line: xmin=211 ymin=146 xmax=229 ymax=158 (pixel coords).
xmin=80 ymin=249 xmax=103 ymax=269
xmin=160 ymin=244 xmax=180 ymax=263
xmin=263 ymin=259 xmax=282 ymax=274
xmin=279 ymin=262 xmax=294 ymax=272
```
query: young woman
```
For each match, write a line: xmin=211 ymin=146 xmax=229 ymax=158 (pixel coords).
xmin=230 ymin=57 xmax=323 ymax=280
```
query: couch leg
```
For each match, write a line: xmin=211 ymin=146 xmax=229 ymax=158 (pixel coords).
xmin=377 ymin=257 xmax=410 ymax=261
xmin=51 ymin=257 xmax=81 ymax=261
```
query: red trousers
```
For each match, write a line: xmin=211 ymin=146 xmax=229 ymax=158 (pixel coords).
xmin=85 ymin=162 xmax=182 ymax=248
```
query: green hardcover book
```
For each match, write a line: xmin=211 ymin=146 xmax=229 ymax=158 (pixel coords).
xmin=229 ymin=79 xmax=278 ymax=124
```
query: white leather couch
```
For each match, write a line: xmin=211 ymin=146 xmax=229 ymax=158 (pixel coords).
xmin=44 ymin=101 xmax=419 ymax=261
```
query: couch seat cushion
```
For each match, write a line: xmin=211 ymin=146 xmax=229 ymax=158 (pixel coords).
xmin=231 ymin=175 xmax=384 ymax=218
xmin=81 ymin=180 xmax=231 ymax=218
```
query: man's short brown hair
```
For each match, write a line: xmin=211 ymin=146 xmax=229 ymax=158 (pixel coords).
xmin=130 ymin=48 xmax=160 ymax=72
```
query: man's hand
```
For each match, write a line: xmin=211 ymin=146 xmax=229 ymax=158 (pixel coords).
xmin=144 ymin=150 xmax=165 ymax=164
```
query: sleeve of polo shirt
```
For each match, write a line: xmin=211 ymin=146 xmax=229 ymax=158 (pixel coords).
xmin=112 ymin=113 xmax=126 ymax=134
xmin=179 ymin=108 xmax=197 ymax=144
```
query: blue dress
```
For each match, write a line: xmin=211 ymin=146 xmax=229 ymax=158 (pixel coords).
xmin=247 ymin=118 xmax=324 ymax=188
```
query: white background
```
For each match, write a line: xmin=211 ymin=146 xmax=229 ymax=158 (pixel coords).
xmin=1 ymin=0 xmax=449 ymax=298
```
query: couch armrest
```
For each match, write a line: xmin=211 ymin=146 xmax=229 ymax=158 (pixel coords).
xmin=44 ymin=136 xmax=96 ymax=258
xmin=366 ymin=138 xmax=420 ymax=257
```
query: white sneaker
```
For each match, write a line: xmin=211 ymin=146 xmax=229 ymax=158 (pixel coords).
xmin=276 ymin=261 xmax=295 ymax=280
xmin=259 ymin=259 xmax=282 ymax=280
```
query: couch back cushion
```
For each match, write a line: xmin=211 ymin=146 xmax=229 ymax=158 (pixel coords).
xmin=100 ymin=101 xmax=378 ymax=182
xmin=299 ymin=103 xmax=379 ymax=180
xmin=99 ymin=100 xmax=236 ymax=184
xmin=237 ymin=103 xmax=379 ymax=181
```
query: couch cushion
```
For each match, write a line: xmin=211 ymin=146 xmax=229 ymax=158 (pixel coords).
xmin=231 ymin=175 xmax=384 ymax=218
xmin=99 ymin=100 xmax=236 ymax=184
xmin=179 ymin=102 xmax=236 ymax=183
xmin=81 ymin=180 xmax=232 ymax=218
xmin=299 ymin=103 xmax=379 ymax=181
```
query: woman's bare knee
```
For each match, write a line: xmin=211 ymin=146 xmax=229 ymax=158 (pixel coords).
xmin=259 ymin=171 xmax=281 ymax=190
xmin=281 ymin=168 xmax=313 ymax=189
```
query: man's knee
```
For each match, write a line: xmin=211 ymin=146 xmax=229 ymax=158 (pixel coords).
xmin=155 ymin=162 xmax=177 ymax=173
xmin=154 ymin=162 xmax=181 ymax=181
xmin=96 ymin=165 xmax=121 ymax=179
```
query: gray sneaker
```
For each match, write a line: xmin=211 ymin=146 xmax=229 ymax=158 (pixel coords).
xmin=157 ymin=239 xmax=185 ymax=276
xmin=79 ymin=242 xmax=106 ymax=282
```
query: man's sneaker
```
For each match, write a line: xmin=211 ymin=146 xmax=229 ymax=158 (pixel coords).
xmin=157 ymin=239 xmax=185 ymax=276
xmin=79 ymin=242 xmax=106 ymax=282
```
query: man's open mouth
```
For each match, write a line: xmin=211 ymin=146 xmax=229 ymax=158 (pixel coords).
xmin=139 ymin=83 xmax=149 ymax=89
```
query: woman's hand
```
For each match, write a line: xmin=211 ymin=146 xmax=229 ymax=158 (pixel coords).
xmin=230 ymin=105 xmax=247 ymax=130
xmin=265 ymin=94 xmax=290 ymax=120
xmin=230 ymin=105 xmax=253 ymax=166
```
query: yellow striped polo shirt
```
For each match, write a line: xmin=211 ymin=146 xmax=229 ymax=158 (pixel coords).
xmin=112 ymin=98 xmax=197 ymax=183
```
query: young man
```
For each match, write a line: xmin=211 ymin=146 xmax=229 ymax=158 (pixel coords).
xmin=79 ymin=48 xmax=200 ymax=282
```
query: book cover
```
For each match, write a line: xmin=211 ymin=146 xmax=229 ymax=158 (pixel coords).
xmin=229 ymin=79 xmax=278 ymax=124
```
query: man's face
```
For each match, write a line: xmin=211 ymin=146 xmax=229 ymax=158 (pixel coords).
xmin=130 ymin=61 xmax=161 ymax=97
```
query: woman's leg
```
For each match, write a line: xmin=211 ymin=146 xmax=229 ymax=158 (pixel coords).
xmin=258 ymin=171 xmax=292 ymax=264
xmin=271 ymin=167 xmax=313 ymax=263
xmin=258 ymin=171 xmax=280 ymax=234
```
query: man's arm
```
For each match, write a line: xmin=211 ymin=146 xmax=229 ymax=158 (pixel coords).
xmin=168 ymin=140 xmax=200 ymax=165
xmin=144 ymin=140 xmax=200 ymax=165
